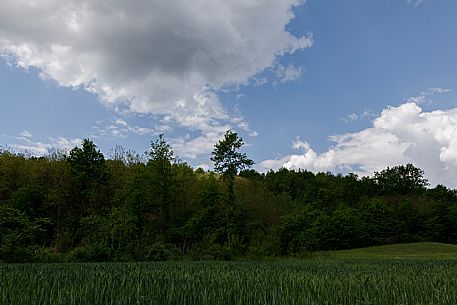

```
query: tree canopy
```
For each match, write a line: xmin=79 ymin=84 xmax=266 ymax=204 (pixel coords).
xmin=1 ymin=136 xmax=457 ymax=263
xmin=211 ymin=130 xmax=253 ymax=203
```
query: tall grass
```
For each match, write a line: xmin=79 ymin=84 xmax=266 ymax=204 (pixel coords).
xmin=1 ymin=259 xmax=457 ymax=305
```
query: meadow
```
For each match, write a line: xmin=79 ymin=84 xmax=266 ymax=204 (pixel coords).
xmin=2 ymin=244 xmax=457 ymax=305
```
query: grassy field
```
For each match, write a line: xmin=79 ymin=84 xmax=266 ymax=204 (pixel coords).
xmin=2 ymin=243 xmax=457 ymax=305
xmin=326 ymin=242 xmax=457 ymax=259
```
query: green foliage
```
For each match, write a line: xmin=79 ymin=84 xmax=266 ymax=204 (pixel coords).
xmin=67 ymin=139 xmax=110 ymax=221
xmin=211 ymin=130 xmax=253 ymax=203
xmin=8 ymin=184 xmax=46 ymax=220
xmin=211 ymin=130 xmax=253 ymax=178
xmin=32 ymin=247 xmax=65 ymax=263
xmin=67 ymin=139 xmax=108 ymax=186
xmin=147 ymin=134 xmax=176 ymax=238
xmin=373 ymin=163 xmax=429 ymax=195
xmin=148 ymin=134 xmax=174 ymax=164
xmin=67 ymin=244 xmax=110 ymax=262
xmin=0 ymin=205 xmax=48 ymax=262
xmin=1 ymin=137 xmax=457 ymax=262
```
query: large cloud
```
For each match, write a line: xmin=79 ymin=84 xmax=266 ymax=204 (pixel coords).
xmin=0 ymin=0 xmax=311 ymax=123
xmin=260 ymin=102 xmax=457 ymax=187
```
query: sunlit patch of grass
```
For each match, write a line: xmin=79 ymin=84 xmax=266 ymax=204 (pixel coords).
xmin=327 ymin=242 xmax=457 ymax=259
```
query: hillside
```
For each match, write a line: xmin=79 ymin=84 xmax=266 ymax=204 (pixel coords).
xmin=328 ymin=242 xmax=457 ymax=259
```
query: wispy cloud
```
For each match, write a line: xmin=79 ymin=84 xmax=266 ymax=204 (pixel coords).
xmin=91 ymin=117 xmax=164 ymax=140
xmin=5 ymin=133 xmax=82 ymax=156
xmin=340 ymin=109 xmax=376 ymax=123
xmin=407 ymin=0 xmax=425 ymax=7
xmin=407 ymin=87 xmax=451 ymax=105
xmin=275 ymin=64 xmax=305 ymax=84
xmin=20 ymin=130 xmax=32 ymax=138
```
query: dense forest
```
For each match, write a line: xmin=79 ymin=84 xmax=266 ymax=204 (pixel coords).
xmin=1 ymin=131 xmax=457 ymax=263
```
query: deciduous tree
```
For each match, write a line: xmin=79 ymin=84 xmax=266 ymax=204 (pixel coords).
xmin=211 ymin=130 xmax=253 ymax=204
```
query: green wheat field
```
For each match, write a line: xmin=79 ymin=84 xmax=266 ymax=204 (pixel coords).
xmin=2 ymin=243 xmax=457 ymax=305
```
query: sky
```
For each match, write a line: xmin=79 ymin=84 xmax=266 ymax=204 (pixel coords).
xmin=1 ymin=0 xmax=457 ymax=187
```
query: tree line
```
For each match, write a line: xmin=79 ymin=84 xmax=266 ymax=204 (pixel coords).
xmin=1 ymin=131 xmax=457 ymax=262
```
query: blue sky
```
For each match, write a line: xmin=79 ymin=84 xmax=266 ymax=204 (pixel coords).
xmin=1 ymin=0 xmax=457 ymax=186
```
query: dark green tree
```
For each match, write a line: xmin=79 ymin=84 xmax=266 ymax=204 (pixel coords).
xmin=65 ymin=139 xmax=109 ymax=249
xmin=149 ymin=134 xmax=174 ymax=164
xmin=68 ymin=139 xmax=107 ymax=182
xmin=0 ymin=205 xmax=48 ymax=262
xmin=373 ymin=164 xmax=428 ymax=195
xmin=148 ymin=134 xmax=175 ymax=238
xmin=67 ymin=139 xmax=109 ymax=217
xmin=211 ymin=130 xmax=254 ymax=204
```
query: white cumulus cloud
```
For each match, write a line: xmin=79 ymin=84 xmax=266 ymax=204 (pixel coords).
xmin=260 ymin=101 xmax=457 ymax=188
xmin=0 ymin=0 xmax=312 ymax=128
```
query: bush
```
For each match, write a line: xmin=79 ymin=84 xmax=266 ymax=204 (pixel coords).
xmin=67 ymin=244 xmax=111 ymax=262
xmin=0 ymin=237 xmax=33 ymax=263
xmin=144 ymin=243 xmax=178 ymax=261
xmin=32 ymin=247 xmax=64 ymax=263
